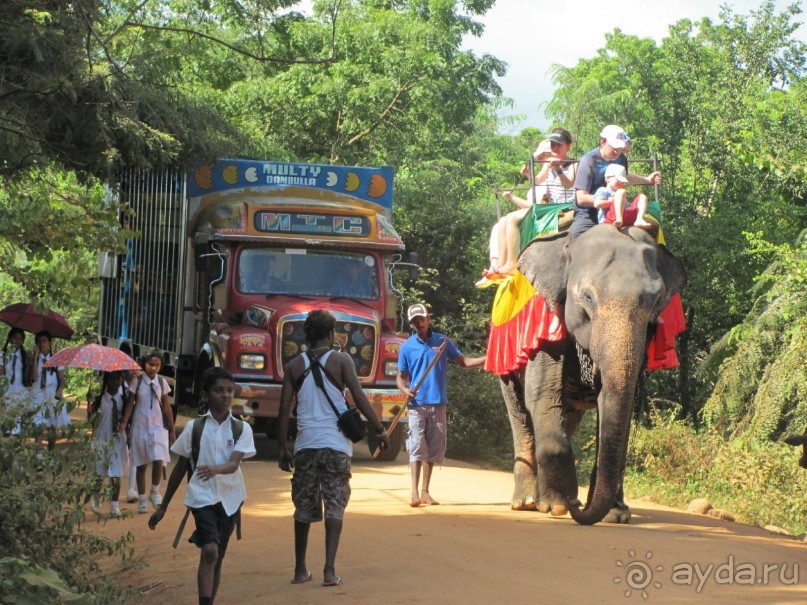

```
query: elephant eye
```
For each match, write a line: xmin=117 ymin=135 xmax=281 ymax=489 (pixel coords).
xmin=583 ymin=292 xmax=594 ymax=304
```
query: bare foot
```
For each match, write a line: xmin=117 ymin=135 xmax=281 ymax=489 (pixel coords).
xmin=613 ymin=219 xmax=623 ymax=228
xmin=410 ymin=492 xmax=422 ymax=507
xmin=634 ymin=218 xmax=653 ymax=229
xmin=420 ymin=491 xmax=440 ymax=505
xmin=482 ymin=269 xmax=508 ymax=280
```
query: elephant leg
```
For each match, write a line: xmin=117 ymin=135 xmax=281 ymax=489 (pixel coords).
xmin=525 ymin=348 xmax=579 ymax=516
xmin=500 ymin=372 xmax=537 ymax=510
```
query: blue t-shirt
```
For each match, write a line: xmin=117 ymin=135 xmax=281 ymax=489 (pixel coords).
xmin=571 ymin=148 xmax=628 ymax=237
xmin=398 ymin=331 xmax=462 ymax=406
xmin=594 ymin=186 xmax=615 ymax=223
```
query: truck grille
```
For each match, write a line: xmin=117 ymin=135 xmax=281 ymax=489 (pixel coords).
xmin=279 ymin=317 xmax=376 ymax=380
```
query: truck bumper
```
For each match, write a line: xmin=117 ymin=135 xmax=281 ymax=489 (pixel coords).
xmin=231 ymin=382 xmax=409 ymax=424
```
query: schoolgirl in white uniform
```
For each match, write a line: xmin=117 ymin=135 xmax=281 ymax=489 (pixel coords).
xmin=31 ymin=331 xmax=69 ymax=449
xmin=118 ymin=350 xmax=176 ymax=513
xmin=1 ymin=328 xmax=31 ymax=435
xmin=91 ymin=371 xmax=129 ymax=517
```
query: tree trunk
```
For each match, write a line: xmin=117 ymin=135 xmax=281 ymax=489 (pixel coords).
xmin=677 ymin=305 xmax=695 ymax=420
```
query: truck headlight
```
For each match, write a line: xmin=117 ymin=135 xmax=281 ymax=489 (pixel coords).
xmin=384 ymin=360 xmax=398 ymax=377
xmin=238 ymin=353 xmax=266 ymax=371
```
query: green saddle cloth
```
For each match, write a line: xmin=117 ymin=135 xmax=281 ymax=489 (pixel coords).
xmin=518 ymin=202 xmax=574 ymax=247
xmin=517 ymin=199 xmax=664 ymax=249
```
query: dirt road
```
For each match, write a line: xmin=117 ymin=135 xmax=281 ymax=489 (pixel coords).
xmin=90 ymin=432 xmax=805 ymax=605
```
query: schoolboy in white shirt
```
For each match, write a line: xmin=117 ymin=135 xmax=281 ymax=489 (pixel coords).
xmin=149 ymin=367 xmax=256 ymax=605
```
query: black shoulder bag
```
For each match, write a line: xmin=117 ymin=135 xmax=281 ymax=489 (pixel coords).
xmin=305 ymin=352 xmax=367 ymax=443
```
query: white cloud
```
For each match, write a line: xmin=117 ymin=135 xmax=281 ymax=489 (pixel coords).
xmin=464 ymin=0 xmax=806 ymax=132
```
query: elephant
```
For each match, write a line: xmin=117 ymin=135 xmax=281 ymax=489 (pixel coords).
xmin=499 ymin=224 xmax=686 ymax=525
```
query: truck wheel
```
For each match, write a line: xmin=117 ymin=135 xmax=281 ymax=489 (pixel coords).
xmin=367 ymin=422 xmax=405 ymax=461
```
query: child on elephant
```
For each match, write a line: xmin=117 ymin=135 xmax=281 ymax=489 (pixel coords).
xmin=594 ymin=164 xmax=652 ymax=229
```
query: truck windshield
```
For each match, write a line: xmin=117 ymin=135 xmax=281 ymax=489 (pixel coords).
xmin=238 ymin=248 xmax=380 ymax=300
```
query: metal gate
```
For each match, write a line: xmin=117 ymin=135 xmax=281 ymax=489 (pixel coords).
xmin=98 ymin=168 xmax=188 ymax=363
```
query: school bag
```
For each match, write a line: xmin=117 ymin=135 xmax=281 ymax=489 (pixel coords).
xmin=172 ymin=415 xmax=245 ymax=548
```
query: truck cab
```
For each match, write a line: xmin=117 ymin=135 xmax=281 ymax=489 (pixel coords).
xmin=99 ymin=159 xmax=412 ymax=459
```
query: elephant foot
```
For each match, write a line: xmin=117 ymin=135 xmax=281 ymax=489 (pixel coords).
xmin=602 ymin=504 xmax=632 ymax=524
xmin=511 ymin=496 xmax=537 ymax=511
xmin=537 ymin=498 xmax=580 ymax=516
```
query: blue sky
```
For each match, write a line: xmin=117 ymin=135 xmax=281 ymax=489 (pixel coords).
xmin=461 ymin=0 xmax=807 ymax=133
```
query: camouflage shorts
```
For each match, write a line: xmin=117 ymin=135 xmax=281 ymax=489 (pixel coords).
xmin=292 ymin=448 xmax=352 ymax=523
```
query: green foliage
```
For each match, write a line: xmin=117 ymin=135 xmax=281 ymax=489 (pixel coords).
xmin=446 ymin=366 xmax=511 ymax=467
xmin=176 ymin=0 xmax=504 ymax=165
xmin=0 ymin=557 xmax=91 ymax=605
xmin=625 ymin=407 xmax=807 ymax=534
xmin=0 ymin=166 xmax=122 ymax=315
xmin=0 ymin=0 xmax=249 ymax=178
xmin=0 ymin=396 xmax=137 ymax=603
xmin=701 ymin=230 xmax=807 ymax=441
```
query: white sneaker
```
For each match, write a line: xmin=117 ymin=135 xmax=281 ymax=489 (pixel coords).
xmin=149 ymin=490 xmax=163 ymax=507
xmin=109 ymin=502 xmax=122 ymax=518
xmin=91 ymin=495 xmax=102 ymax=515
xmin=137 ymin=500 xmax=149 ymax=514
xmin=126 ymin=489 xmax=138 ymax=503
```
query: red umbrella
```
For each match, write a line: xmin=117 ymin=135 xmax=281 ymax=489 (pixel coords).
xmin=43 ymin=344 xmax=140 ymax=372
xmin=0 ymin=303 xmax=74 ymax=339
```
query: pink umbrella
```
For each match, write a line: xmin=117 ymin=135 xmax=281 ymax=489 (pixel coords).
xmin=0 ymin=303 xmax=73 ymax=339
xmin=43 ymin=344 xmax=140 ymax=372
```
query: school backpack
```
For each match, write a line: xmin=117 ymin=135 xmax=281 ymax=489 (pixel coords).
xmin=172 ymin=415 xmax=245 ymax=548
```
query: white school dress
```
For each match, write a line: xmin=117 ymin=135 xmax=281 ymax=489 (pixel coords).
xmin=128 ymin=375 xmax=171 ymax=467
xmin=33 ymin=352 xmax=70 ymax=428
xmin=2 ymin=349 xmax=33 ymax=434
xmin=93 ymin=388 xmax=130 ymax=477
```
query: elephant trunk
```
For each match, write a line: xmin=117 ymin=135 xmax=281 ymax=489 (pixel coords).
xmin=569 ymin=313 xmax=646 ymax=525
xmin=568 ymin=386 xmax=635 ymax=524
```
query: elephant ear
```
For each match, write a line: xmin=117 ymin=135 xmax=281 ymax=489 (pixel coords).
xmin=516 ymin=232 xmax=570 ymax=311
xmin=656 ymin=244 xmax=687 ymax=310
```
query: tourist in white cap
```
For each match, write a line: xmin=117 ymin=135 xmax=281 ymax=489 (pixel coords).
xmin=571 ymin=125 xmax=661 ymax=237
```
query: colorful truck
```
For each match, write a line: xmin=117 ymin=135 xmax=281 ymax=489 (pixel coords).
xmin=97 ymin=159 xmax=413 ymax=459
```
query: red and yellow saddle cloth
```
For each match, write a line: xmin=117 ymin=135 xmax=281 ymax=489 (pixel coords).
xmin=484 ymin=202 xmax=685 ymax=376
